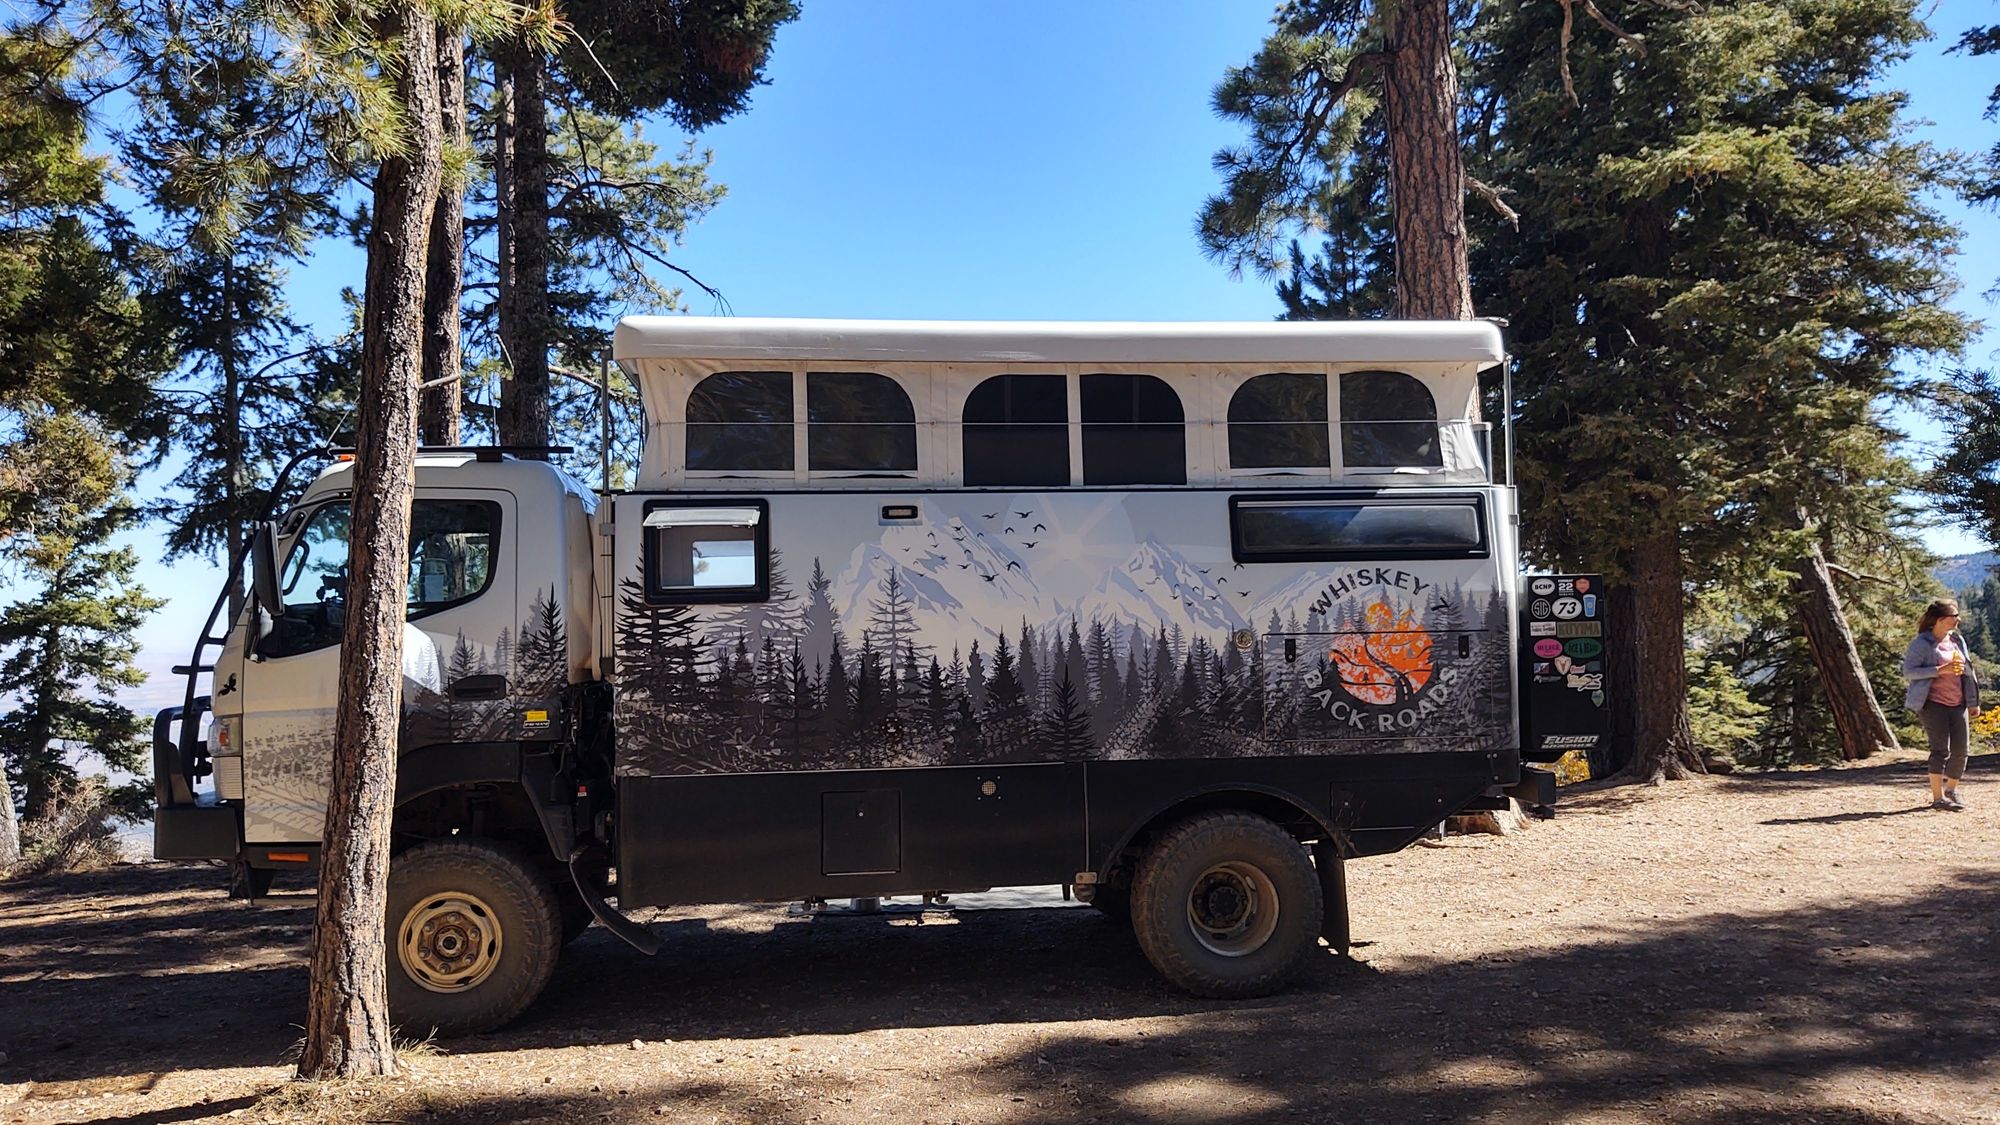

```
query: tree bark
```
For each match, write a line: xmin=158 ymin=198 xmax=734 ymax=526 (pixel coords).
xmin=0 ymin=765 xmax=17 ymax=870
xmin=494 ymin=64 xmax=515 ymax=441
xmin=1793 ymin=538 xmax=1900 ymax=761
xmin=1382 ymin=0 xmax=1471 ymax=320
xmin=222 ymin=256 xmax=246 ymax=622
xmin=419 ymin=25 xmax=466 ymax=447
xmin=1620 ymin=528 xmax=1707 ymax=783
xmin=298 ymin=2 xmax=443 ymax=1081
xmin=496 ymin=37 xmax=550 ymax=452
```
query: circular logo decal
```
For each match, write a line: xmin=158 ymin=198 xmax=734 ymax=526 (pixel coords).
xmin=1564 ymin=638 xmax=1604 ymax=659
xmin=1530 ymin=577 xmax=1556 ymax=597
xmin=1552 ymin=597 xmax=1583 ymax=620
xmin=1531 ymin=598 xmax=1552 ymax=618
xmin=1533 ymin=638 xmax=1563 ymax=659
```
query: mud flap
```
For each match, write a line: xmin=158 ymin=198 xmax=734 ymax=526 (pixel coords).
xmin=1313 ymin=839 xmax=1350 ymax=955
xmin=568 ymin=845 xmax=662 ymax=955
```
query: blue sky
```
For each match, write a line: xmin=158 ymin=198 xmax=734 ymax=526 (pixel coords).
xmin=110 ymin=1 xmax=2000 ymax=712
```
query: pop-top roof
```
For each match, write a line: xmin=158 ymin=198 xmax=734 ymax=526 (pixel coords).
xmin=613 ymin=316 xmax=1506 ymax=367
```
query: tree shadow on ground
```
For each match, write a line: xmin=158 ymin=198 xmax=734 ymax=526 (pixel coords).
xmin=390 ymin=870 xmax=2000 ymax=1123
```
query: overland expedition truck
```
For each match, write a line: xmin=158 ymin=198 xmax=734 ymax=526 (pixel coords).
xmin=154 ymin=318 xmax=1569 ymax=1036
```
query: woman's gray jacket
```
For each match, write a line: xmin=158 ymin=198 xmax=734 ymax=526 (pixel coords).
xmin=1902 ymin=629 xmax=1982 ymax=712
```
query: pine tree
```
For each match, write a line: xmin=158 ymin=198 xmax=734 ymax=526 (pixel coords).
xmin=966 ymin=638 xmax=987 ymax=712
xmin=1466 ymin=0 xmax=1968 ymax=778
xmin=824 ymin=634 xmax=854 ymax=738
xmin=801 ymin=556 xmax=839 ymax=674
xmin=1040 ymin=667 xmax=1094 ymax=757
xmin=0 ymin=432 xmax=160 ymax=818
xmin=517 ymin=585 xmax=569 ymax=698
xmin=1017 ymin=620 xmax=1040 ymax=709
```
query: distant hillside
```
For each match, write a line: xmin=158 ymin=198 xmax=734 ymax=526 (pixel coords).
xmin=1935 ymin=551 xmax=1999 ymax=593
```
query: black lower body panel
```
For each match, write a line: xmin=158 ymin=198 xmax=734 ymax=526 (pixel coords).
xmin=153 ymin=804 xmax=242 ymax=860
xmin=616 ymin=750 xmax=1515 ymax=908
xmin=617 ymin=763 xmax=1087 ymax=908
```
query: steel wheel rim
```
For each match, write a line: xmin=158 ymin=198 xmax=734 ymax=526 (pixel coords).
xmin=398 ymin=891 xmax=504 ymax=993
xmin=1185 ymin=861 xmax=1280 ymax=957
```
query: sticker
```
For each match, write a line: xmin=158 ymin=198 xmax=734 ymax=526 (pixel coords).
xmin=1534 ymin=661 xmax=1552 ymax=675
xmin=1582 ymin=594 xmax=1598 ymax=618
xmin=524 ymin=709 xmax=551 ymax=728
xmin=1575 ymin=577 xmax=1592 ymax=595
xmin=1541 ymin=734 xmax=1598 ymax=749
xmin=1530 ymin=577 xmax=1556 ymax=597
xmin=1531 ymin=598 xmax=1553 ymax=618
xmin=1534 ymin=675 xmax=1564 ymax=684
xmin=1552 ymin=597 xmax=1583 ymax=620
xmin=1566 ymin=673 xmax=1604 ymax=690
xmin=1591 ymin=690 xmax=1605 ymax=706
xmin=1529 ymin=621 xmax=1558 ymax=636
xmin=1534 ymin=638 xmax=1563 ymax=659
xmin=1556 ymin=621 xmax=1601 ymax=638
xmin=1564 ymin=638 xmax=1604 ymax=659
xmin=1557 ymin=579 xmax=1576 ymax=595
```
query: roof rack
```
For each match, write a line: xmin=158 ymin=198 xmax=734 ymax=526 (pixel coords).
xmin=331 ymin=445 xmax=576 ymax=462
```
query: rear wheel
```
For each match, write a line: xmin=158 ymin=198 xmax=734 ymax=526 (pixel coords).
xmin=1129 ymin=812 xmax=1322 ymax=999
xmin=387 ymin=838 xmax=562 ymax=1037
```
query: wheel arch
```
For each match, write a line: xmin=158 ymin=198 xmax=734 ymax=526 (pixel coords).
xmin=1093 ymin=783 xmax=1342 ymax=885
xmin=393 ymin=742 xmax=574 ymax=862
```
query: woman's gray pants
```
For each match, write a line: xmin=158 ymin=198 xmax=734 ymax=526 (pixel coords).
xmin=1919 ymin=702 xmax=1969 ymax=781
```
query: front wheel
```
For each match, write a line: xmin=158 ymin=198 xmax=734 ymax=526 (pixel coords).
xmin=387 ymin=838 xmax=562 ymax=1037
xmin=1129 ymin=812 xmax=1322 ymax=999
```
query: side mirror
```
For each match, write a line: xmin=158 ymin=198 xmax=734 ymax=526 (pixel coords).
xmin=250 ymin=521 xmax=283 ymax=619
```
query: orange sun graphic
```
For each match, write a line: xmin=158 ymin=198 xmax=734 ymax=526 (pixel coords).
xmin=1328 ymin=601 xmax=1434 ymax=706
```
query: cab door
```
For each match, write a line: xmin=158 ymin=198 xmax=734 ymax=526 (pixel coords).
xmin=238 ymin=490 xmax=516 ymax=844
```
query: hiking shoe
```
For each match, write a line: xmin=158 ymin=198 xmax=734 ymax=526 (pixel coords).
xmin=1933 ymin=798 xmax=1955 ymax=811
xmin=1944 ymin=791 xmax=1966 ymax=811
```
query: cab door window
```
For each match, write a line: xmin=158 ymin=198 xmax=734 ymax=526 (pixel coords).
xmin=263 ymin=498 xmax=502 ymax=658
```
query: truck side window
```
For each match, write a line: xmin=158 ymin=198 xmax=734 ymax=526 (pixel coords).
xmin=407 ymin=500 xmax=501 ymax=612
xmin=1340 ymin=370 xmax=1442 ymax=468
xmin=687 ymin=371 xmax=793 ymax=472
xmin=1230 ymin=496 xmax=1486 ymax=561
xmin=963 ymin=374 xmax=1069 ymax=487
xmin=1228 ymin=373 xmax=1330 ymax=471
xmin=1082 ymin=374 xmax=1185 ymax=485
xmin=807 ymin=372 xmax=917 ymax=474
xmin=263 ymin=499 xmax=502 ymax=658
xmin=643 ymin=502 xmax=769 ymax=604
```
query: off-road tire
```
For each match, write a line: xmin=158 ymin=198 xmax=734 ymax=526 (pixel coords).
xmin=387 ymin=838 xmax=562 ymax=1038
xmin=1129 ymin=812 xmax=1322 ymax=999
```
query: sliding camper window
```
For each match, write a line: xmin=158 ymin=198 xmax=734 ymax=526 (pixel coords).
xmin=686 ymin=371 xmax=793 ymax=472
xmin=963 ymin=374 xmax=1069 ymax=487
xmin=808 ymin=372 xmax=918 ymax=474
xmin=1341 ymin=370 xmax=1442 ymax=469
xmin=1227 ymin=373 xmax=1330 ymax=472
xmin=1081 ymin=374 xmax=1186 ymax=485
xmin=642 ymin=501 xmax=770 ymax=604
xmin=1230 ymin=495 xmax=1486 ymax=562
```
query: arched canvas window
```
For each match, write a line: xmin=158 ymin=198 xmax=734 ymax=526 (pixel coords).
xmin=1081 ymin=374 xmax=1184 ymax=485
xmin=686 ymin=371 xmax=793 ymax=472
xmin=963 ymin=374 xmax=1068 ymax=487
xmin=1227 ymin=373 xmax=1329 ymax=471
xmin=1341 ymin=370 xmax=1440 ymax=468
xmin=808 ymin=372 xmax=917 ymax=473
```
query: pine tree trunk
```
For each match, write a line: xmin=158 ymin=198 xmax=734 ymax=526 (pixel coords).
xmin=419 ymin=25 xmax=466 ymax=447
xmin=1620 ymin=529 xmax=1706 ymax=783
xmin=0 ymin=765 xmax=20 ymax=870
xmin=297 ymin=2 xmax=443 ymax=1080
xmin=494 ymin=65 xmax=515 ymax=440
xmin=1793 ymin=539 xmax=1900 ymax=760
xmin=1602 ymin=570 xmax=1639 ymax=773
xmin=496 ymin=38 xmax=550 ymax=451
xmin=222 ymin=257 xmax=245 ymax=622
xmin=1382 ymin=0 xmax=1471 ymax=320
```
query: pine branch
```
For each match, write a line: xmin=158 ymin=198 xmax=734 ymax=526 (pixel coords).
xmin=1468 ymin=177 xmax=1519 ymax=228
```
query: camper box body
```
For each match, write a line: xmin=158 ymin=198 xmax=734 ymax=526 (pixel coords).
xmin=603 ymin=318 xmax=1521 ymax=907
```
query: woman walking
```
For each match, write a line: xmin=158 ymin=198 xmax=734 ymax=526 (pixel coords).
xmin=1903 ymin=599 xmax=1981 ymax=810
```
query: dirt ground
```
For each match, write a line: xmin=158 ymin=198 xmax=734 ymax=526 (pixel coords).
xmin=2 ymin=753 xmax=1997 ymax=1125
